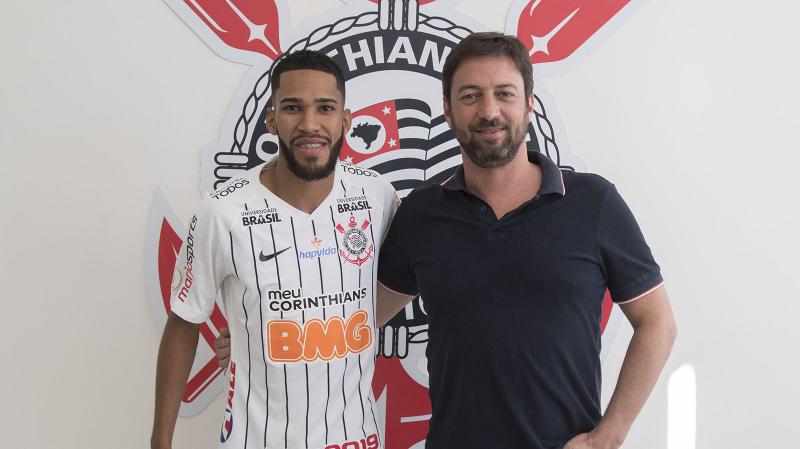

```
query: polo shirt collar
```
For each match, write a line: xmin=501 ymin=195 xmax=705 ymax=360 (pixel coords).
xmin=442 ymin=150 xmax=566 ymax=196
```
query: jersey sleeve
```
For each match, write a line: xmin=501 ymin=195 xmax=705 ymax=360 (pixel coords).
xmin=377 ymin=192 xmax=418 ymax=296
xmin=596 ymin=184 xmax=663 ymax=303
xmin=170 ymin=198 xmax=232 ymax=323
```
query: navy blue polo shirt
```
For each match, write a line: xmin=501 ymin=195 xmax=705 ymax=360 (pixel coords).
xmin=378 ymin=151 xmax=663 ymax=449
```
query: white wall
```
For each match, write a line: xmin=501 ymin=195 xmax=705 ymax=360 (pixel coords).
xmin=1 ymin=0 xmax=797 ymax=448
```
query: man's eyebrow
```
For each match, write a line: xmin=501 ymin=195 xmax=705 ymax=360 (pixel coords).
xmin=456 ymin=84 xmax=482 ymax=93
xmin=493 ymin=83 xmax=519 ymax=90
xmin=456 ymin=83 xmax=520 ymax=93
xmin=278 ymin=97 xmax=339 ymax=104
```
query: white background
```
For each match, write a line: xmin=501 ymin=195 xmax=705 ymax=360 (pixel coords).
xmin=1 ymin=0 xmax=798 ymax=448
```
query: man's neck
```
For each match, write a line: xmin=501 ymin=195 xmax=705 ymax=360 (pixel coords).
xmin=260 ymin=157 xmax=336 ymax=214
xmin=463 ymin=147 xmax=542 ymax=219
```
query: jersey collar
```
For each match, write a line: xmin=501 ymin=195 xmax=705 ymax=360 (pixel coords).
xmin=442 ymin=150 xmax=566 ymax=196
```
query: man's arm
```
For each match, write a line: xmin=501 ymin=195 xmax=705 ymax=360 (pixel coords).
xmin=564 ymin=285 xmax=677 ymax=449
xmin=151 ymin=312 xmax=201 ymax=449
xmin=376 ymin=282 xmax=415 ymax=327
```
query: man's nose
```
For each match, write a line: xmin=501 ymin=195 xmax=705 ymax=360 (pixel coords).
xmin=298 ymin=111 xmax=320 ymax=132
xmin=477 ymin=96 xmax=500 ymax=121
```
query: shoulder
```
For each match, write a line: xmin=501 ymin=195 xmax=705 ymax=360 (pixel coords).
xmin=561 ymin=170 xmax=615 ymax=202
xmin=392 ymin=183 xmax=441 ymax=215
xmin=404 ymin=183 xmax=440 ymax=201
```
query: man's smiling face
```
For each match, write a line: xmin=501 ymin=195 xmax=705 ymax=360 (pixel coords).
xmin=444 ymin=55 xmax=533 ymax=168
xmin=267 ymin=69 xmax=351 ymax=181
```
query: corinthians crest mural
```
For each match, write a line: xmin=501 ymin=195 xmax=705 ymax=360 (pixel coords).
xmin=144 ymin=0 xmax=647 ymax=447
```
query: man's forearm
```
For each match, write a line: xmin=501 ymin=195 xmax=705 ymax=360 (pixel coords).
xmin=151 ymin=313 xmax=200 ymax=449
xmin=376 ymin=282 xmax=415 ymax=326
xmin=593 ymin=294 xmax=677 ymax=447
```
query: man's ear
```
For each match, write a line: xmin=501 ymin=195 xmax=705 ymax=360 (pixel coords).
xmin=443 ymin=97 xmax=452 ymax=128
xmin=527 ymin=94 xmax=535 ymax=117
xmin=266 ymin=108 xmax=277 ymax=135
xmin=342 ymin=108 xmax=352 ymax=134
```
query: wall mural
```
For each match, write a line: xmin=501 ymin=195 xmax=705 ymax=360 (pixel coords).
xmin=144 ymin=0 xmax=645 ymax=447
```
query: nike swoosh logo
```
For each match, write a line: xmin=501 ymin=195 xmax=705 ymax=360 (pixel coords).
xmin=259 ymin=247 xmax=292 ymax=262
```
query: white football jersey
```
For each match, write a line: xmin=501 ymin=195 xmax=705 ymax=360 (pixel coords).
xmin=170 ymin=161 xmax=399 ymax=449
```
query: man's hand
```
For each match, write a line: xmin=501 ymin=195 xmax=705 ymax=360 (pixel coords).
xmin=216 ymin=327 xmax=231 ymax=369
xmin=563 ymin=429 xmax=622 ymax=449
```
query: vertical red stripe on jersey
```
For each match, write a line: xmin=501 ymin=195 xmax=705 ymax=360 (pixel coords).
xmin=341 ymin=100 xmax=402 ymax=165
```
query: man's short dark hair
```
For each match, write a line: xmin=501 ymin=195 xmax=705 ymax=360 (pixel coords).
xmin=442 ymin=32 xmax=533 ymax=103
xmin=271 ymin=50 xmax=346 ymax=99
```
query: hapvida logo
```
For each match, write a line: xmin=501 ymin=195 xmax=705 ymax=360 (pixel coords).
xmin=299 ymin=246 xmax=337 ymax=260
xmin=300 ymin=236 xmax=336 ymax=260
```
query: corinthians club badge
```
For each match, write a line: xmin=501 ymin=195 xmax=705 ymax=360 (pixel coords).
xmin=336 ymin=215 xmax=375 ymax=266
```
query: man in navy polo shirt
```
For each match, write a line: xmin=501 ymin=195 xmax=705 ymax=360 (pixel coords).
xmin=376 ymin=32 xmax=677 ymax=449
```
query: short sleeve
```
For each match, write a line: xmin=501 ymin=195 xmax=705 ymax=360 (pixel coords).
xmin=597 ymin=184 xmax=663 ymax=303
xmin=170 ymin=199 xmax=232 ymax=323
xmin=377 ymin=194 xmax=418 ymax=296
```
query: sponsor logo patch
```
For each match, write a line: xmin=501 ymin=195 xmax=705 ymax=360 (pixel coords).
xmin=299 ymin=236 xmax=337 ymax=261
xmin=241 ymin=207 xmax=281 ymax=226
xmin=268 ymin=287 xmax=368 ymax=313
xmin=259 ymin=246 xmax=292 ymax=262
xmin=337 ymin=195 xmax=373 ymax=214
xmin=176 ymin=215 xmax=198 ymax=303
xmin=219 ymin=362 xmax=236 ymax=443
xmin=267 ymin=309 xmax=372 ymax=363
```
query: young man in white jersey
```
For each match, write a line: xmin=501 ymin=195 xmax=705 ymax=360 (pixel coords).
xmin=151 ymin=50 xmax=398 ymax=449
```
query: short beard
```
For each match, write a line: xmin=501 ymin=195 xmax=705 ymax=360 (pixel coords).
xmin=279 ymin=132 xmax=343 ymax=181
xmin=458 ymin=117 xmax=527 ymax=169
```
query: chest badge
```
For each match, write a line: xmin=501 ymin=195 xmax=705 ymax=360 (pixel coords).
xmin=336 ymin=216 xmax=374 ymax=267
